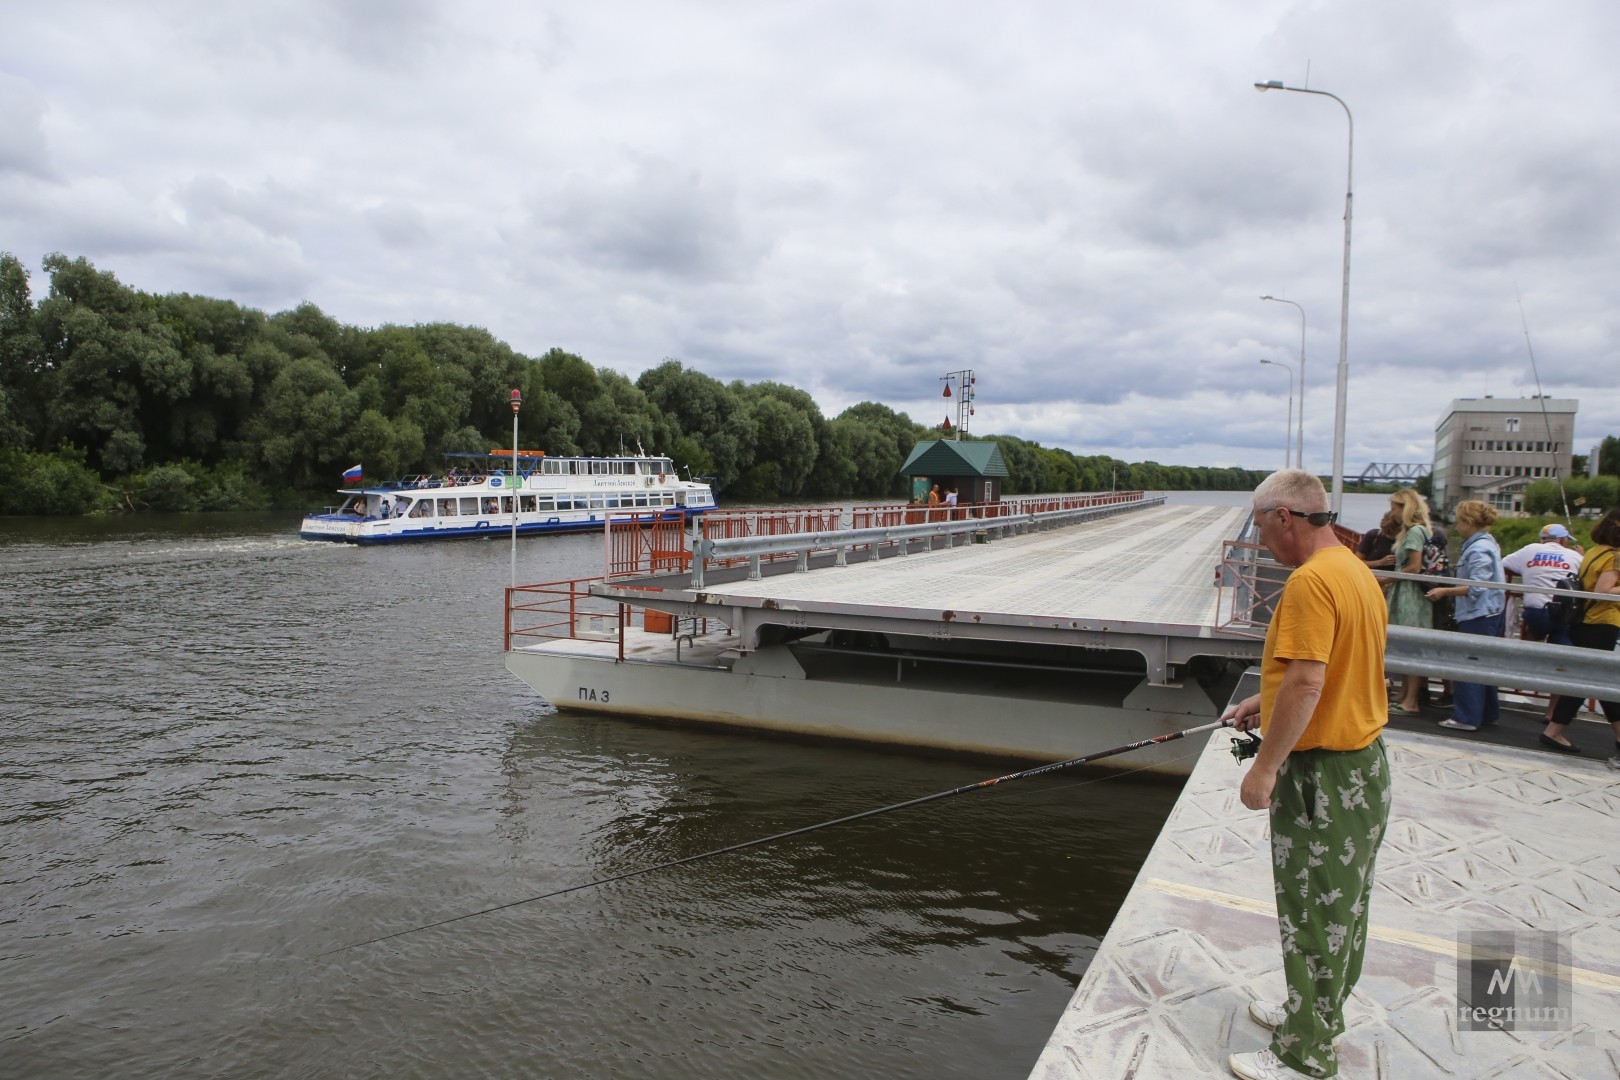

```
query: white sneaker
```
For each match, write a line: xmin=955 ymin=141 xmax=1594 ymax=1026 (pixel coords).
xmin=1608 ymin=753 xmax=1620 ymax=772
xmin=1248 ymin=998 xmax=1287 ymax=1030
xmin=1229 ymin=1048 xmax=1311 ymax=1080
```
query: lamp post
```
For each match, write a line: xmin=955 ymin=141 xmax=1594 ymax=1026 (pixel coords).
xmin=1259 ymin=358 xmax=1295 ymax=472
xmin=1260 ymin=294 xmax=1306 ymax=469
xmin=1255 ymin=79 xmax=1353 ymax=515
xmin=509 ymin=387 xmax=522 ymax=589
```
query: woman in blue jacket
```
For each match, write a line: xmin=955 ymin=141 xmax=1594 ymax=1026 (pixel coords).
xmin=1424 ymin=500 xmax=1505 ymax=731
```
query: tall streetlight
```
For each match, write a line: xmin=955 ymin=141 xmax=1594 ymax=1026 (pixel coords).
xmin=1255 ymin=79 xmax=1353 ymax=515
xmin=509 ymin=387 xmax=522 ymax=589
xmin=1259 ymin=358 xmax=1295 ymax=472
xmin=1260 ymin=294 xmax=1306 ymax=469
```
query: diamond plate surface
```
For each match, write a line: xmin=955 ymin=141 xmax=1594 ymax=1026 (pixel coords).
xmin=1029 ymin=729 xmax=1620 ymax=1079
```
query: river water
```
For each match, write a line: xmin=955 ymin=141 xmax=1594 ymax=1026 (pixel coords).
xmin=2 ymin=508 xmax=1214 ymax=1080
xmin=2 ymin=491 xmax=1394 ymax=1078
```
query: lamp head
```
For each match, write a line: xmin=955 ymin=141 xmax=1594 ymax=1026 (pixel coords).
xmin=1254 ymin=80 xmax=1283 ymax=92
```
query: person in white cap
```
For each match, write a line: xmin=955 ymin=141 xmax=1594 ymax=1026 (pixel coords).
xmin=1502 ymin=525 xmax=1584 ymax=649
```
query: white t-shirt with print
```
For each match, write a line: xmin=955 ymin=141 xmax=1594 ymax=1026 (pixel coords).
xmin=1501 ymin=542 xmax=1583 ymax=609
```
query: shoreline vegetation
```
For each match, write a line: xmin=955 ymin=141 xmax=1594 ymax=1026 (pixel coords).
xmin=0 ymin=253 xmax=1275 ymax=518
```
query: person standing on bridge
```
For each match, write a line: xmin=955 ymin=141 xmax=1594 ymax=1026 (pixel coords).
xmin=1222 ymin=468 xmax=1391 ymax=1080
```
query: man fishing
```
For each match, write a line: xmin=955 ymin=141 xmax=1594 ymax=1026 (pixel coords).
xmin=1220 ymin=468 xmax=1391 ymax=1080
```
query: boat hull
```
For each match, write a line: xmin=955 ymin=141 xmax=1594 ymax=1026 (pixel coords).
xmin=299 ymin=509 xmax=708 ymax=544
xmin=504 ymin=638 xmax=1221 ymax=774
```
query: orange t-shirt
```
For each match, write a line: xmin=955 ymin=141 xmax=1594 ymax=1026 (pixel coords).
xmin=1260 ymin=544 xmax=1389 ymax=752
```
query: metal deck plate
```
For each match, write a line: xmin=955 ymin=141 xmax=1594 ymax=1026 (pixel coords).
xmin=1029 ymin=728 xmax=1620 ymax=1078
xmin=695 ymin=504 xmax=1247 ymax=631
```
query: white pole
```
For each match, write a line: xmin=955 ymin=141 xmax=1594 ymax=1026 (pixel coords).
xmin=1261 ymin=295 xmax=1306 ymax=469
xmin=1259 ymin=359 xmax=1295 ymax=472
xmin=1255 ymin=82 xmax=1353 ymax=512
xmin=510 ymin=388 xmax=522 ymax=589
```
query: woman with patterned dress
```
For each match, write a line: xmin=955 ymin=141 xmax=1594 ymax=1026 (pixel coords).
xmin=1385 ymin=488 xmax=1432 ymax=714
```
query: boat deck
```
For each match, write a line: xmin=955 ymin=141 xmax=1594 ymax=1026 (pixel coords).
xmin=704 ymin=502 xmax=1244 ymax=625
xmin=596 ymin=503 xmax=1258 ymax=683
xmin=1028 ymin=726 xmax=1620 ymax=1078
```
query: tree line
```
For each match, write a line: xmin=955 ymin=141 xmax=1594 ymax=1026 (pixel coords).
xmin=0 ymin=252 xmax=1268 ymax=516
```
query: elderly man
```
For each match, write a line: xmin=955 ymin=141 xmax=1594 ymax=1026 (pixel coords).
xmin=1221 ymin=469 xmax=1392 ymax=1080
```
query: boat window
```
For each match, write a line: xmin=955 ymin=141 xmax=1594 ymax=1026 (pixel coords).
xmin=500 ymin=496 xmax=514 ymax=513
xmin=534 ymin=497 xmax=554 ymax=511
xmin=462 ymin=497 xmax=482 ymax=516
xmin=437 ymin=498 xmax=458 ymax=516
xmin=519 ymin=495 xmax=536 ymax=513
xmin=410 ymin=500 xmax=432 ymax=518
xmin=589 ymin=497 xmax=605 ymax=509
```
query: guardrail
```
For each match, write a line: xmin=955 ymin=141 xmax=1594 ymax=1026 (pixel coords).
xmin=690 ymin=493 xmax=1165 ymax=588
xmin=1217 ymin=540 xmax=1620 ymax=702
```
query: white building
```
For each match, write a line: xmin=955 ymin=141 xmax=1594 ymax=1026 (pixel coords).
xmin=1431 ymin=396 xmax=1577 ymax=517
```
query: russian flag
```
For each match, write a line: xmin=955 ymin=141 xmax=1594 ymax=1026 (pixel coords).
xmin=341 ymin=464 xmax=363 ymax=484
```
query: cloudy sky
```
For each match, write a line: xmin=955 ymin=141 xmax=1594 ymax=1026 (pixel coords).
xmin=3 ymin=0 xmax=1616 ymax=473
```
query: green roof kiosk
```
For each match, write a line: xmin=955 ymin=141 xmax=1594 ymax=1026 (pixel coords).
xmin=899 ymin=439 xmax=1010 ymax=506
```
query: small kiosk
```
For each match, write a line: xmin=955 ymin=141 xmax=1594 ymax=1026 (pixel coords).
xmin=899 ymin=440 xmax=1009 ymax=507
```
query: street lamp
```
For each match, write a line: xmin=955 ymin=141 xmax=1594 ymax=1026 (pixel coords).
xmin=1255 ymin=79 xmax=1353 ymax=515
xmin=1259 ymin=358 xmax=1295 ymax=472
xmin=509 ymin=387 xmax=522 ymax=589
xmin=1260 ymin=294 xmax=1306 ymax=469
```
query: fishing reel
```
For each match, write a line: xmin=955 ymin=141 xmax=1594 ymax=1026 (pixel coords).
xmin=1229 ymin=730 xmax=1263 ymax=764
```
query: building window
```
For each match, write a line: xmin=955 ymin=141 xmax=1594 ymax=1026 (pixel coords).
xmin=1506 ymin=417 xmax=1521 ymax=432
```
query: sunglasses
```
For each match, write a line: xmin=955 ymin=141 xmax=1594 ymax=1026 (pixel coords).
xmin=1257 ymin=506 xmax=1338 ymax=527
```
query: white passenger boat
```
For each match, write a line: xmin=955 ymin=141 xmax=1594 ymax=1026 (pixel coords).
xmin=299 ymin=450 xmax=717 ymax=544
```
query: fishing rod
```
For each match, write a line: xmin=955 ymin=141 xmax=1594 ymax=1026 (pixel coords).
xmin=1516 ymin=289 xmax=1573 ymax=526
xmin=318 ymin=717 xmax=1239 ymax=957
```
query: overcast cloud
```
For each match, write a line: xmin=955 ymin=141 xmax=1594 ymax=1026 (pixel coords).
xmin=3 ymin=0 xmax=1616 ymax=473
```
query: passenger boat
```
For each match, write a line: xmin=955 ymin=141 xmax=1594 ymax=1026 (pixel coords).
xmin=299 ymin=450 xmax=717 ymax=544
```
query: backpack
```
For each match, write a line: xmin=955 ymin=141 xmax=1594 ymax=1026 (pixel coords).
xmin=1547 ymin=572 xmax=1585 ymax=628
xmin=1420 ymin=529 xmax=1449 ymax=576
xmin=1551 ymin=546 xmax=1615 ymax=628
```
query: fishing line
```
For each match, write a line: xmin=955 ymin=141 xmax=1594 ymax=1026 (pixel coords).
xmin=317 ymin=717 xmax=1234 ymax=957
xmin=1515 ymin=287 xmax=1573 ymax=525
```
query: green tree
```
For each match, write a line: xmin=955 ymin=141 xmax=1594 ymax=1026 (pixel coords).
xmin=1597 ymin=435 xmax=1620 ymax=478
xmin=0 ymin=252 xmax=44 ymax=448
xmin=0 ymin=444 xmax=107 ymax=515
xmin=242 ymin=356 xmax=356 ymax=489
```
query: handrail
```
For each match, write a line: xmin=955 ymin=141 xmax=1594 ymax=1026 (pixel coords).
xmin=1373 ymin=569 xmax=1615 ymax=605
xmin=691 ymin=494 xmax=1165 ymax=587
xmin=1220 ymin=542 xmax=1617 ymax=633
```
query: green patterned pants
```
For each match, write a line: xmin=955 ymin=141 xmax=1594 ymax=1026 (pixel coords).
xmin=1268 ymin=738 xmax=1391 ymax=1078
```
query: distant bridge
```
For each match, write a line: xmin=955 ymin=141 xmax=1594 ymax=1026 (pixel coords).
xmin=1345 ymin=462 xmax=1429 ymax=485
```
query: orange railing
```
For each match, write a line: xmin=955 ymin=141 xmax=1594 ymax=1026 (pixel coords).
xmin=506 ymin=577 xmax=624 ymax=661
xmin=604 ymin=511 xmax=691 ymax=579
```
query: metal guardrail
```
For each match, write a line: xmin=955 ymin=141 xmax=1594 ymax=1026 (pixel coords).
xmin=1219 ymin=541 xmax=1620 ymax=701
xmin=1386 ymin=625 xmax=1620 ymax=701
xmin=689 ymin=494 xmax=1166 ymax=588
xmin=1373 ymin=569 xmax=1615 ymax=605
